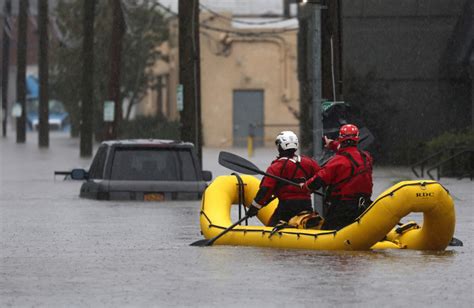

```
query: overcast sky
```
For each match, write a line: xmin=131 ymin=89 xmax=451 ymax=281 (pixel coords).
xmin=0 ymin=0 xmax=289 ymax=16
xmin=157 ymin=0 xmax=286 ymax=15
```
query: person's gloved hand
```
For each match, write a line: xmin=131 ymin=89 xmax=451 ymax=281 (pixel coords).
xmin=301 ymin=177 xmax=323 ymax=192
xmin=324 ymin=136 xmax=340 ymax=151
xmin=247 ymin=201 xmax=262 ymax=217
xmin=323 ymin=136 xmax=333 ymax=148
xmin=247 ymin=205 xmax=259 ymax=217
xmin=299 ymin=182 xmax=310 ymax=194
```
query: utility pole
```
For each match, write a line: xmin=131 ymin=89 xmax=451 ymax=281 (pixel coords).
xmin=38 ymin=0 xmax=49 ymax=147
xmin=15 ymin=0 xmax=28 ymax=143
xmin=298 ymin=1 xmax=324 ymax=159
xmin=298 ymin=1 xmax=324 ymax=213
xmin=178 ymin=0 xmax=202 ymax=164
xmin=1 ymin=0 xmax=11 ymax=137
xmin=80 ymin=0 xmax=96 ymax=157
xmin=104 ymin=0 xmax=125 ymax=140
xmin=321 ymin=0 xmax=343 ymax=101
xmin=308 ymin=5 xmax=323 ymax=161
xmin=297 ymin=4 xmax=312 ymax=156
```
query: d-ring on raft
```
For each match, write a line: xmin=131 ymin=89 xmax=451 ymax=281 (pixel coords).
xmin=197 ymin=175 xmax=456 ymax=250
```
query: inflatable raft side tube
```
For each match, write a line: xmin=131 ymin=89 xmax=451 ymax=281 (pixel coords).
xmin=199 ymin=176 xmax=455 ymax=250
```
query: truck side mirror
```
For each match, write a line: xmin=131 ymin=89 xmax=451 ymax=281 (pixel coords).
xmin=202 ymin=170 xmax=212 ymax=181
xmin=70 ymin=168 xmax=89 ymax=180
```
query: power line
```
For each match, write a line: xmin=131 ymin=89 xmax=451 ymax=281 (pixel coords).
xmin=199 ymin=3 xmax=289 ymax=25
xmin=200 ymin=23 xmax=297 ymax=36
xmin=154 ymin=1 xmax=177 ymax=17
xmin=154 ymin=1 xmax=298 ymax=36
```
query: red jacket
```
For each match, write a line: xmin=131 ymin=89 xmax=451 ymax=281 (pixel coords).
xmin=306 ymin=146 xmax=373 ymax=200
xmin=254 ymin=155 xmax=321 ymax=206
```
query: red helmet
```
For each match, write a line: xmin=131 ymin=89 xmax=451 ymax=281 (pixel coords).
xmin=338 ymin=124 xmax=359 ymax=142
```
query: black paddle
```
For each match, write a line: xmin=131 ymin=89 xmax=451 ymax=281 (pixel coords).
xmin=449 ymin=237 xmax=463 ymax=247
xmin=218 ymin=151 xmax=324 ymax=197
xmin=190 ymin=215 xmax=250 ymax=247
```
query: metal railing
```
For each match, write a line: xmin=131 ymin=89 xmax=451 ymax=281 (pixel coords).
xmin=410 ymin=146 xmax=470 ymax=178
xmin=426 ymin=148 xmax=474 ymax=181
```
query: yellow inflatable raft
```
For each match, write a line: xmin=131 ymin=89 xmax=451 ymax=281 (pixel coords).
xmin=199 ymin=175 xmax=456 ymax=250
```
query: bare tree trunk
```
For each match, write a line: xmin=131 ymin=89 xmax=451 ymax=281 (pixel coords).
xmin=16 ymin=0 xmax=28 ymax=143
xmin=80 ymin=0 xmax=96 ymax=157
xmin=156 ymin=75 xmax=163 ymax=116
xmin=1 ymin=0 xmax=12 ymax=137
xmin=38 ymin=0 xmax=49 ymax=147
xmin=125 ymin=94 xmax=136 ymax=121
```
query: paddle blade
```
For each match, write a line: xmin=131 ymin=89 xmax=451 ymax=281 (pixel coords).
xmin=218 ymin=151 xmax=260 ymax=175
xmin=449 ymin=237 xmax=463 ymax=246
xmin=189 ymin=239 xmax=212 ymax=247
xmin=358 ymin=127 xmax=375 ymax=150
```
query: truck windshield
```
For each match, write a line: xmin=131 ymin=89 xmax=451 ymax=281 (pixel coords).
xmin=110 ymin=148 xmax=197 ymax=181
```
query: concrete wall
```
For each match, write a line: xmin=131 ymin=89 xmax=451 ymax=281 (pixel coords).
xmin=140 ymin=0 xmax=471 ymax=153
xmin=200 ymin=17 xmax=300 ymax=147
xmin=144 ymin=14 xmax=300 ymax=148
xmin=343 ymin=0 xmax=471 ymax=152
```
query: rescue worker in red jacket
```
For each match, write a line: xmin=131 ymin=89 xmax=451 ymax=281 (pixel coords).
xmin=246 ymin=131 xmax=321 ymax=226
xmin=302 ymin=124 xmax=373 ymax=230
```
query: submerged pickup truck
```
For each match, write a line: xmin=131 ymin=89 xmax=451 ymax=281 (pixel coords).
xmin=69 ymin=139 xmax=212 ymax=201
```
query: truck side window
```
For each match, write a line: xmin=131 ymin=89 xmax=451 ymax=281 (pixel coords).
xmin=178 ymin=150 xmax=198 ymax=181
xmin=88 ymin=146 xmax=108 ymax=179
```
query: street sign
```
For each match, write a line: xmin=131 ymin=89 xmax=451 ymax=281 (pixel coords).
xmin=176 ymin=84 xmax=183 ymax=112
xmin=321 ymin=101 xmax=346 ymax=112
xmin=103 ymin=100 xmax=115 ymax=122
xmin=12 ymin=103 xmax=22 ymax=117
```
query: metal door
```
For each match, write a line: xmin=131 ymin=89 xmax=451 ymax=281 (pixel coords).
xmin=233 ymin=90 xmax=264 ymax=147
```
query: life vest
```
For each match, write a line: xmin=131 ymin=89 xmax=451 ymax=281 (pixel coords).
xmin=325 ymin=149 xmax=372 ymax=201
xmin=256 ymin=155 xmax=320 ymax=205
xmin=276 ymin=155 xmax=310 ymax=184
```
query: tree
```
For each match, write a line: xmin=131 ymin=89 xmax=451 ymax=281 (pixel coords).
xmin=16 ymin=0 xmax=28 ymax=143
xmin=49 ymin=0 xmax=168 ymax=139
xmin=38 ymin=0 xmax=50 ymax=147
xmin=121 ymin=1 xmax=169 ymax=120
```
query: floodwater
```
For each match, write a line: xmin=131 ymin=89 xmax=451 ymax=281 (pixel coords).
xmin=1 ymin=133 xmax=473 ymax=307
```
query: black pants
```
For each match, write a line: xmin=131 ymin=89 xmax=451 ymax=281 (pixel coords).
xmin=322 ymin=198 xmax=369 ymax=231
xmin=268 ymin=199 xmax=313 ymax=227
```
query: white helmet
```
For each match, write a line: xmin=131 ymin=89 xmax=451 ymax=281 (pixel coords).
xmin=275 ymin=131 xmax=298 ymax=150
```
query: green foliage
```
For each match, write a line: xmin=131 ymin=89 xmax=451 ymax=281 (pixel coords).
xmin=50 ymin=0 xmax=169 ymax=137
xmin=425 ymin=129 xmax=474 ymax=152
xmin=118 ymin=115 xmax=181 ymax=140
xmin=425 ymin=129 xmax=474 ymax=177
xmin=413 ymin=128 xmax=474 ymax=177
